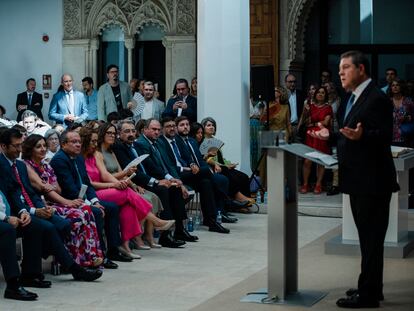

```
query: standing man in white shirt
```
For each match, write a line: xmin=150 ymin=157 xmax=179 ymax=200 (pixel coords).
xmin=132 ymin=81 xmax=165 ymax=122
xmin=285 ymin=73 xmax=305 ymax=140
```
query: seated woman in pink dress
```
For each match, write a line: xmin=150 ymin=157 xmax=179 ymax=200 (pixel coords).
xmin=79 ymin=127 xmax=174 ymax=259
xmin=97 ymin=122 xmax=164 ymax=249
xmin=22 ymin=134 xmax=103 ymax=267
xmin=298 ymin=86 xmax=333 ymax=194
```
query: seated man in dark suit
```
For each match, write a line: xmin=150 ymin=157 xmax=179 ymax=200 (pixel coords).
xmin=0 ymin=189 xmax=38 ymax=301
xmin=0 ymin=129 xmax=102 ymax=285
xmin=0 ymin=130 xmax=71 ymax=240
xmin=16 ymin=78 xmax=43 ymax=122
xmin=175 ymin=116 xmax=237 ymax=223
xmin=162 ymin=78 xmax=197 ymax=123
xmin=158 ymin=117 xmax=230 ymax=234
xmin=135 ymin=118 xmax=199 ymax=242
xmin=50 ymin=130 xmax=131 ymax=267
xmin=112 ymin=120 xmax=185 ymax=248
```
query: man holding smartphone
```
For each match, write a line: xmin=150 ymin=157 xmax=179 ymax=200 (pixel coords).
xmin=162 ymin=78 xmax=197 ymax=123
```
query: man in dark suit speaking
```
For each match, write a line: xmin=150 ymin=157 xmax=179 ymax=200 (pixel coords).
xmin=311 ymin=51 xmax=399 ymax=308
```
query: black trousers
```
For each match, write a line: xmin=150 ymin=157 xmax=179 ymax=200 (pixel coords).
xmin=91 ymin=201 xmax=121 ymax=254
xmin=148 ymin=184 xmax=187 ymax=221
xmin=180 ymin=168 xmax=218 ymax=220
xmin=349 ymin=192 xmax=391 ymax=299
xmin=0 ymin=222 xmax=20 ymax=282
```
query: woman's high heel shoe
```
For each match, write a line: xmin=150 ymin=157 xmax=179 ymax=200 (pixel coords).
xmin=154 ymin=220 xmax=175 ymax=231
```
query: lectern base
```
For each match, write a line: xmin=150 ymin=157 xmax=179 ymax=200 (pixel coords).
xmin=240 ymin=288 xmax=327 ymax=307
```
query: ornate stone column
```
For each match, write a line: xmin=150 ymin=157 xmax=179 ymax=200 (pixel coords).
xmin=90 ymin=38 xmax=99 ymax=85
xmin=124 ymin=36 xmax=135 ymax=82
xmin=197 ymin=0 xmax=250 ymax=173
xmin=162 ymin=35 xmax=196 ymax=97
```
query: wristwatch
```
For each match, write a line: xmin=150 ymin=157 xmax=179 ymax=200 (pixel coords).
xmin=3 ymin=216 xmax=10 ymax=223
xmin=154 ymin=180 xmax=160 ymax=185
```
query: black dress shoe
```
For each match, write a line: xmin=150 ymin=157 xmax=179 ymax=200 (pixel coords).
xmin=72 ymin=267 xmax=103 ymax=282
xmin=107 ymin=251 xmax=133 ymax=262
xmin=175 ymin=229 xmax=198 ymax=242
xmin=221 ymin=214 xmax=238 ymax=223
xmin=346 ymin=288 xmax=384 ymax=301
xmin=336 ymin=295 xmax=379 ymax=308
xmin=103 ymin=258 xmax=118 ymax=269
xmin=20 ymin=277 xmax=52 ymax=288
xmin=327 ymin=186 xmax=340 ymax=196
xmin=4 ymin=287 xmax=38 ymax=301
xmin=223 ymin=211 xmax=236 ymax=217
xmin=209 ymin=221 xmax=230 ymax=234
xmin=159 ymin=232 xmax=186 ymax=248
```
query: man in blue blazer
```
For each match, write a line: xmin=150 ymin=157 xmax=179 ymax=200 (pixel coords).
xmin=162 ymin=78 xmax=197 ymax=123
xmin=48 ymin=74 xmax=88 ymax=128
xmin=0 ymin=128 xmax=102 ymax=284
xmin=50 ymin=129 xmax=131 ymax=267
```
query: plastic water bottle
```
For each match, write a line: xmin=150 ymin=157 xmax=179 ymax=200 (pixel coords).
xmin=263 ymin=192 xmax=268 ymax=204
xmin=216 ymin=211 xmax=222 ymax=224
xmin=187 ymin=217 xmax=194 ymax=232
xmin=256 ymin=191 xmax=261 ymax=204
xmin=194 ymin=215 xmax=201 ymax=230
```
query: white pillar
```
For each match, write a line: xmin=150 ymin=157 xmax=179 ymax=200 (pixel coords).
xmin=197 ymin=0 xmax=250 ymax=173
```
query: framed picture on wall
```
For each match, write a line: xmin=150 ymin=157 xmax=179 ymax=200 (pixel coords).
xmin=42 ymin=74 xmax=52 ymax=90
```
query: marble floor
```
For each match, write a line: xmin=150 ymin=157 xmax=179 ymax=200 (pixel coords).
xmin=0 ymin=205 xmax=342 ymax=311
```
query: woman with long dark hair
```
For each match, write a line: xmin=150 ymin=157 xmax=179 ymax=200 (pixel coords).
xmin=22 ymin=134 xmax=103 ymax=267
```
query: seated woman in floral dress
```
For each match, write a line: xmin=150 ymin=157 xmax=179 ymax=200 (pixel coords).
xmin=79 ymin=127 xmax=174 ymax=259
xmin=22 ymin=134 xmax=103 ymax=267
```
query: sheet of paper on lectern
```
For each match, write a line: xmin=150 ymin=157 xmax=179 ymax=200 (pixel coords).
xmin=304 ymin=151 xmax=338 ymax=166
xmin=124 ymin=154 xmax=149 ymax=170
xmin=391 ymin=146 xmax=413 ymax=158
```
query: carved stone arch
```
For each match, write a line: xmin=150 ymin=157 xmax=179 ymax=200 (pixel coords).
xmin=130 ymin=1 xmax=172 ymax=35
xmin=87 ymin=1 xmax=130 ymax=37
xmin=287 ymin=0 xmax=317 ymax=64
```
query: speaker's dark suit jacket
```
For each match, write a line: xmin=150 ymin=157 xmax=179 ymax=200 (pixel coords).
xmin=162 ymin=95 xmax=197 ymax=123
xmin=16 ymin=91 xmax=44 ymax=121
xmin=337 ymin=81 xmax=399 ymax=195
xmin=336 ymin=80 xmax=399 ymax=300
xmin=50 ymin=149 xmax=121 ymax=251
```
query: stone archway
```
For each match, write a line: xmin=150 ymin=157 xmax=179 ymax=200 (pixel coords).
xmin=279 ymin=0 xmax=317 ymax=86
xmin=62 ymin=0 xmax=196 ymax=92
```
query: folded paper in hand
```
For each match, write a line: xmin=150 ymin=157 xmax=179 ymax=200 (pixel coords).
xmin=304 ymin=151 xmax=338 ymax=166
xmin=199 ymin=138 xmax=224 ymax=155
xmin=125 ymin=154 xmax=149 ymax=170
